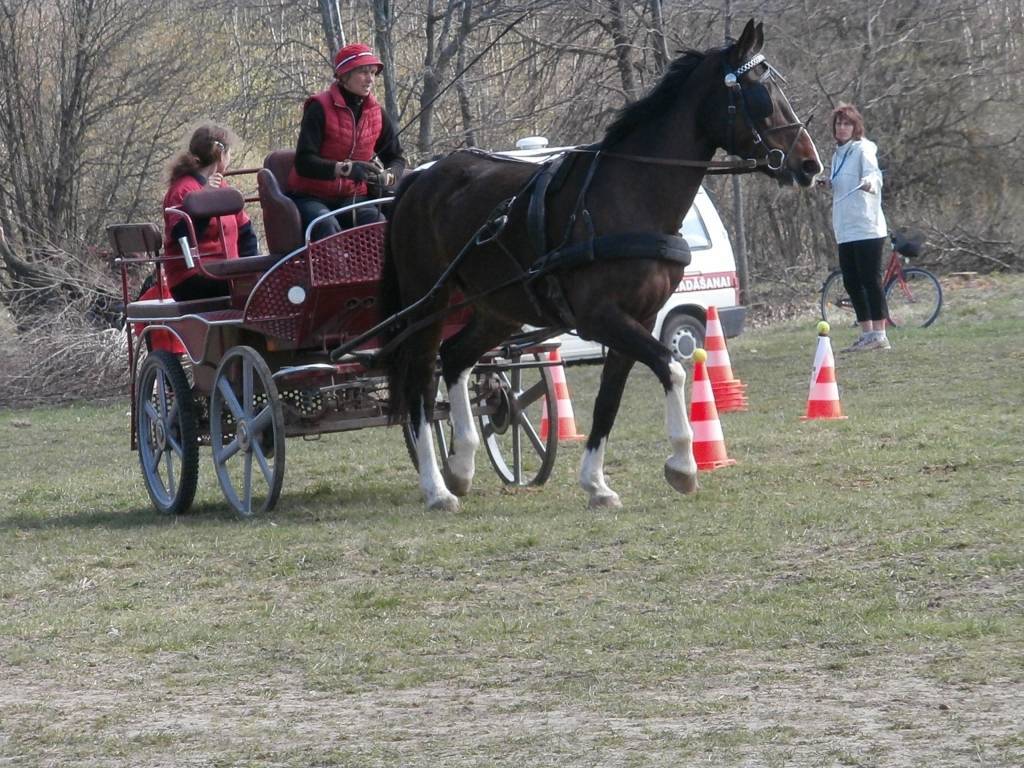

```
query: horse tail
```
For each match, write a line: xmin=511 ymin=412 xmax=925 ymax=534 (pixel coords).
xmin=379 ymin=169 xmax=423 ymax=425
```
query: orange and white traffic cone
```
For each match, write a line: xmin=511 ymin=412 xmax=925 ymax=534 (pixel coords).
xmin=540 ymin=349 xmax=586 ymax=441
xmin=704 ymin=305 xmax=748 ymax=412
xmin=801 ymin=321 xmax=847 ymax=421
xmin=690 ymin=348 xmax=736 ymax=470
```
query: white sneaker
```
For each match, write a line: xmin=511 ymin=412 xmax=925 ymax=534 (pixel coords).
xmin=862 ymin=336 xmax=892 ymax=350
xmin=840 ymin=335 xmax=871 ymax=353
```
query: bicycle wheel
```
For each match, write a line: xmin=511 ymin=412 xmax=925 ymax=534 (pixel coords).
xmin=885 ymin=267 xmax=942 ymax=328
xmin=820 ymin=270 xmax=856 ymax=325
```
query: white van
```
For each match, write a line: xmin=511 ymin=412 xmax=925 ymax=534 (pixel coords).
xmin=499 ymin=137 xmax=746 ymax=363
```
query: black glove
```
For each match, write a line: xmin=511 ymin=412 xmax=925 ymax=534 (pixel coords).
xmin=366 ymin=163 xmax=398 ymax=196
xmin=335 ymin=160 xmax=379 ymax=183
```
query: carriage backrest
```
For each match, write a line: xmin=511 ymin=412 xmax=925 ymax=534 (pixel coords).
xmin=107 ymin=222 xmax=162 ymax=257
xmin=263 ymin=150 xmax=296 ymax=190
xmin=180 ymin=187 xmax=245 ymax=219
xmin=258 ymin=162 xmax=303 ymax=256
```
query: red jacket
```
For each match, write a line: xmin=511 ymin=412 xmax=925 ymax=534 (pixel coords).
xmin=162 ymin=175 xmax=251 ymax=288
xmin=287 ymin=87 xmax=382 ymax=201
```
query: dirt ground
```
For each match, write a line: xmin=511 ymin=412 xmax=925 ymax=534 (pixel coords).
xmin=2 ymin=647 xmax=1020 ymax=766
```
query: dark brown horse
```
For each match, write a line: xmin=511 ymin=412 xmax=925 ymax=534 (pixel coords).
xmin=380 ymin=20 xmax=822 ymax=510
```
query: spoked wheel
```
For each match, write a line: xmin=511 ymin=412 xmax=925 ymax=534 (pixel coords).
xmin=820 ymin=269 xmax=856 ymax=325
xmin=136 ymin=350 xmax=199 ymax=515
xmin=478 ymin=352 xmax=558 ymax=486
xmin=885 ymin=267 xmax=943 ymax=328
xmin=209 ymin=346 xmax=286 ymax=517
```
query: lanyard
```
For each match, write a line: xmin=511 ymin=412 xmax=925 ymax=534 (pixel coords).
xmin=830 ymin=143 xmax=854 ymax=181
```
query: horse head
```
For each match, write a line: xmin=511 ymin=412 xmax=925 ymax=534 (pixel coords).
xmin=704 ymin=20 xmax=822 ymax=187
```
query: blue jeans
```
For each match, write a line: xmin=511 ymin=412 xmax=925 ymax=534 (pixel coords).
xmin=289 ymin=194 xmax=384 ymax=241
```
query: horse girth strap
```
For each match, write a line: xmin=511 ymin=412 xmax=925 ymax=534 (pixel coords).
xmin=531 ymin=232 xmax=692 ymax=277
xmin=522 ymin=232 xmax=691 ymax=329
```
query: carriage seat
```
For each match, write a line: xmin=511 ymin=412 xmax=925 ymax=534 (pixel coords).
xmin=203 ymin=253 xmax=282 ymax=278
xmin=259 ymin=150 xmax=303 ymax=256
xmin=126 ymin=295 xmax=232 ymax=321
xmin=170 ymin=186 xmax=279 ymax=278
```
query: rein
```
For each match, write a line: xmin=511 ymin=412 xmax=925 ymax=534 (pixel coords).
xmin=573 ymin=147 xmax=782 ymax=175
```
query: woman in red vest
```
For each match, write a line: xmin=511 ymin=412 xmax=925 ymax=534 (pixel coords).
xmin=162 ymin=124 xmax=259 ymax=301
xmin=287 ymin=43 xmax=405 ymax=240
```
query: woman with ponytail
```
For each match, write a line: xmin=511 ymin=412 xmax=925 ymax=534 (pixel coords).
xmin=162 ymin=123 xmax=260 ymax=301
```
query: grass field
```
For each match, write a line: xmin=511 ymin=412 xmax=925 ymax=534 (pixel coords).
xmin=1 ymin=274 xmax=1022 ymax=767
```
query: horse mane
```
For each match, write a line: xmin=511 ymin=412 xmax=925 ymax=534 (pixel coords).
xmin=601 ymin=47 xmax=725 ymax=148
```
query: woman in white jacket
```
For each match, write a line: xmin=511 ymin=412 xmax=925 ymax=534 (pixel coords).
xmin=824 ymin=104 xmax=890 ymax=351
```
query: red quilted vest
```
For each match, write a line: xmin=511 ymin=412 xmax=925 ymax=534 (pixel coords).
xmin=287 ymin=86 xmax=382 ymax=200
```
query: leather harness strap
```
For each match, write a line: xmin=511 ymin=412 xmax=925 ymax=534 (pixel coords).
xmin=535 ymin=232 xmax=691 ymax=274
xmin=516 ymin=149 xmax=693 ymax=328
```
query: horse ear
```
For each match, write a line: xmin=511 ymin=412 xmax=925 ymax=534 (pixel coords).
xmin=754 ymin=22 xmax=765 ymax=53
xmin=731 ymin=19 xmax=758 ymax=65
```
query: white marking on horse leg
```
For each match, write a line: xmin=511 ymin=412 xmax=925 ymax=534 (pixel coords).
xmin=664 ymin=360 xmax=698 ymax=494
xmin=445 ymin=368 xmax=478 ymax=496
xmin=578 ymin=438 xmax=621 ymax=508
xmin=413 ymin=410 xmax=459 ymax=511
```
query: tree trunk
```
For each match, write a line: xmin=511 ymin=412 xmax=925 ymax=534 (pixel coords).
xmin=649 ymin=0 xmax=669 ymax=73
xmin=318 ymin=0 xmax=344 ymax=55
xmin=607 ymin=0 xmax=639 ymax=101
xmin=371 ymin=0 xmax=401 ymax=123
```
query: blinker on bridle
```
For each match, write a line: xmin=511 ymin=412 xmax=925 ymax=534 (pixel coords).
xmin=723 ymin=52 xmax=808 ymax=172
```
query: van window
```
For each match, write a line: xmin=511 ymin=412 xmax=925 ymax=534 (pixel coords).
xmin=680 ymin=206 xmax=711 ymax=250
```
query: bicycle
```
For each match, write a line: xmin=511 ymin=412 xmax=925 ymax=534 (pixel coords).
xmin=820 ymin=232 xmax=943 ymax=328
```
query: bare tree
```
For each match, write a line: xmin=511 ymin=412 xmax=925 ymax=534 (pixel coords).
xmin=371 ymin=0 xmax=402 ymax=121
xmin=604 ymin=0 xmax=640 ymax=101
xmin=318 ymin=0 xmax=345 ymax=53
xmin=0 ymin=0 xmax=193 ymax=320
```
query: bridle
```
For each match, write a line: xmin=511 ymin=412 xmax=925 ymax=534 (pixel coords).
xmin=583 ymin=50 xmax=811 ymax=176
xmin=722 ymin=52 xmax=809 ymax=173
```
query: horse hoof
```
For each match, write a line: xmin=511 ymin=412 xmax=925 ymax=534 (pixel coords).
xmin=664 ymin=464 xmax=699 ymax=494
xmin=428 ymin=493 xmax=460 ymax=512
xmin=443 ymin=469 xmax=472 ymax=497
xmin=588 ymin=492 xmax=622 ymax=509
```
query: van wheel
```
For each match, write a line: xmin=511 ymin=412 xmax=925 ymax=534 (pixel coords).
xmin=660 ymin=313 xmax=705 ymax=363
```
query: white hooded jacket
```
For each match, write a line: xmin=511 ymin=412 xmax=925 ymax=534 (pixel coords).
xmin=830 ymin=138 xmax=887 ymax=244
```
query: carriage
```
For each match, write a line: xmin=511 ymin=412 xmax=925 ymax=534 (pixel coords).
xmin=111 ymin=20 xmax=824 ymax=515
xmin=108 ymin=151 xmax=562 ymax=517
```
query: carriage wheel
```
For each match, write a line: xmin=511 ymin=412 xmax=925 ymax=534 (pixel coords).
xmin=478 ymin=352 xmax=558 ymax=486
xmin=136 ymin=350 xmax=199 ymax=515
xmin=209 ymin=346 xmax=286 ymax=517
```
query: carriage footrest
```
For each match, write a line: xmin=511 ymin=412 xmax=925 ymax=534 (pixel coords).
xmin=126 ymin=296 xmax=232 ymax=321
